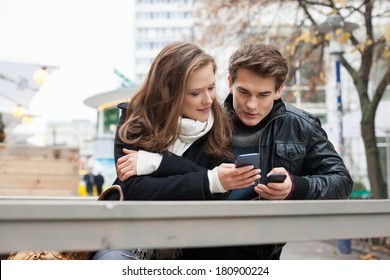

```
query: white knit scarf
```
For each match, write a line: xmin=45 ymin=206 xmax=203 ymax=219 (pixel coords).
xmin=169 ymin=112 xmax=214 ymax=156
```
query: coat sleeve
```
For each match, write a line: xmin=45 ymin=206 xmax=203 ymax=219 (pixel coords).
xmin=116 ymin=170 xmax=219 ymax=200
xmin=294 ymin=121 xmax=353 ymax=200
xmin=154 ymin=153 xmax=208 ymax=176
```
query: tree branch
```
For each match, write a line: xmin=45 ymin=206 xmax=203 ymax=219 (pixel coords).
xmin=372 ymin=60 xmax=390 ymax=109
xmin=297 ymin=0 xmax=320 ymax=26
xmin=360 ymin=0 xmax=374 ymax=82
xmin=340 ymin=54 xmax=358 ymax=81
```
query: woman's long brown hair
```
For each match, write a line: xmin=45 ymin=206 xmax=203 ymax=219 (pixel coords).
xmin=118 ymin=41 xmax=233 ymax=160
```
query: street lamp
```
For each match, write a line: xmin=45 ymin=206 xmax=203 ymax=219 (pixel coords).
xmin=33 ymin=66 xmax=49 ymax=85
xmin=317 ymin=13 xmax=359 ymax=255
xmin=317 ymin=14 xmax=359 ymax=158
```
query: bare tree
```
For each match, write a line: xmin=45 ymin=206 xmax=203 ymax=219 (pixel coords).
xmin=194 ymin=0 xmax=390 ymax=198
xmin=0 ymin=114 xmax=5 ymax=143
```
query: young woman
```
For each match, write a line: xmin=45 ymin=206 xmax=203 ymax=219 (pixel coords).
xmin=92 ymin=42 xmax=260 ymax=260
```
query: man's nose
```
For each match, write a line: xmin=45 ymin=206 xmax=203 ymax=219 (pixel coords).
xmin=246 ymin=96 xmax=257 ymax=110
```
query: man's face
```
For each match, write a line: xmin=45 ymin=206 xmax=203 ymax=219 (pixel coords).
xmin=229 ymin=68 xmax=283 ymax=127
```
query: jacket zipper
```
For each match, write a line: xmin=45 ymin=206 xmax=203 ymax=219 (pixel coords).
xmin=258 ymin=113 xmax=287 ymax=178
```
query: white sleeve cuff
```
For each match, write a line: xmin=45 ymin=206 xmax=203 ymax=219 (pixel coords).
xmin=136 ymin=150 xmax=163 ymax=176
xmin=208 ymin=167 xmax=227 ymax=194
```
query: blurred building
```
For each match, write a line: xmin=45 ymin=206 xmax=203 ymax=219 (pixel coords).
xmin=133 ymin=0 xmax=194 ymax=82
xmin=46 ymin=120 xmax=96 ymax=156
xmin=83 ymin=86 xmax=137 ymax=186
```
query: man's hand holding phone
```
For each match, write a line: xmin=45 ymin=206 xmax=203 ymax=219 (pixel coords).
xmin=254 ymin=167 xmax=292 ymax=200
xmin=264 ymin=174 xmax=287 ymax=184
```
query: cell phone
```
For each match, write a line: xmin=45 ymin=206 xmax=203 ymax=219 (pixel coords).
xmin=265 ymin=174 xmax=287 ymax=184
xmin=235 ymin=153 xmax=260 ymax=169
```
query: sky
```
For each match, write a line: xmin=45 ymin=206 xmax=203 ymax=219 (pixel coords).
xmin=0 ymin=0 xmax=134 ymax=123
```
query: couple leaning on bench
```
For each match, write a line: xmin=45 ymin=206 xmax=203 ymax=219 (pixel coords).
xmin=8 ymin=41 xmax=353 ymax=261
xmin=93 ymin=42 xmax=352 ymax=260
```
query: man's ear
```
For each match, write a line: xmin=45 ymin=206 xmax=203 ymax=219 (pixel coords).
xmin=228 ymin=75 xmax=233 ymax=94
xmin=275 ymin=83 xmax=285 ymax=100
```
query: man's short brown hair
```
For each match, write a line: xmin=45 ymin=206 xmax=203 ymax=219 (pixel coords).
xmin=228 ymin=43 xmax=288 ymax=91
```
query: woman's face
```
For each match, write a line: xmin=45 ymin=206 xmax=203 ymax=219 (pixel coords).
xmin=182 ymin=63 xmax=216 ymax=122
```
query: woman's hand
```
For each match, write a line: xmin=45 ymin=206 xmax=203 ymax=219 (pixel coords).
xmin=117 ymin=148 xmax=138 ymax=181
xmin=217 ymin=163 xmax=261 ymax=190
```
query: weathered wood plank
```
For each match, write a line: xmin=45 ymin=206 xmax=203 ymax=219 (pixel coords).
xmin=0 ymin=188 xmax=78 ymax=196
xmin=0 ymin=160 xmax=79 ymax=175
xmin=0 ymin=174 xmax=79 ymax=189
xmin=0 ymin=144 xmax=79 ymax=160
xmin=0 ymin=144 xmax=80 ymax=196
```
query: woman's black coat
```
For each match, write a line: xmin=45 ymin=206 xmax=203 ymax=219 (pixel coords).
xmin=113 ymin=103 xmax=228 ymax=201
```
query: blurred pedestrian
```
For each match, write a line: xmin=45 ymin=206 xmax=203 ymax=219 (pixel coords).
xmin=83 ymin=169 xmax=94 ymax=196
xmin=94 ymin=171 xmax=105 ymax=196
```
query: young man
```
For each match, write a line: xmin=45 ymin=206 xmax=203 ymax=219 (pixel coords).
xmin=222 ymin=43 xmax=353 ymax=259
xmin=225 ymin=43 xmax=352 ymax=201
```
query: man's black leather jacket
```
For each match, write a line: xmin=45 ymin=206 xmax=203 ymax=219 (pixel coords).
xmin=225 ymin=96 xmax=353 ymax=200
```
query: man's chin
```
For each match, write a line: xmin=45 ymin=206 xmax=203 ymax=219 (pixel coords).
xmin=242 ymin=118 xmax=260 ymax=127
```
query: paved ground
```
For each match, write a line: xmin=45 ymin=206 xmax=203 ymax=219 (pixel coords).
xmin=281 ymin=240 xmax=390 ymax=260
xmin=2 ymin=240 xmax=389 ymax=260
